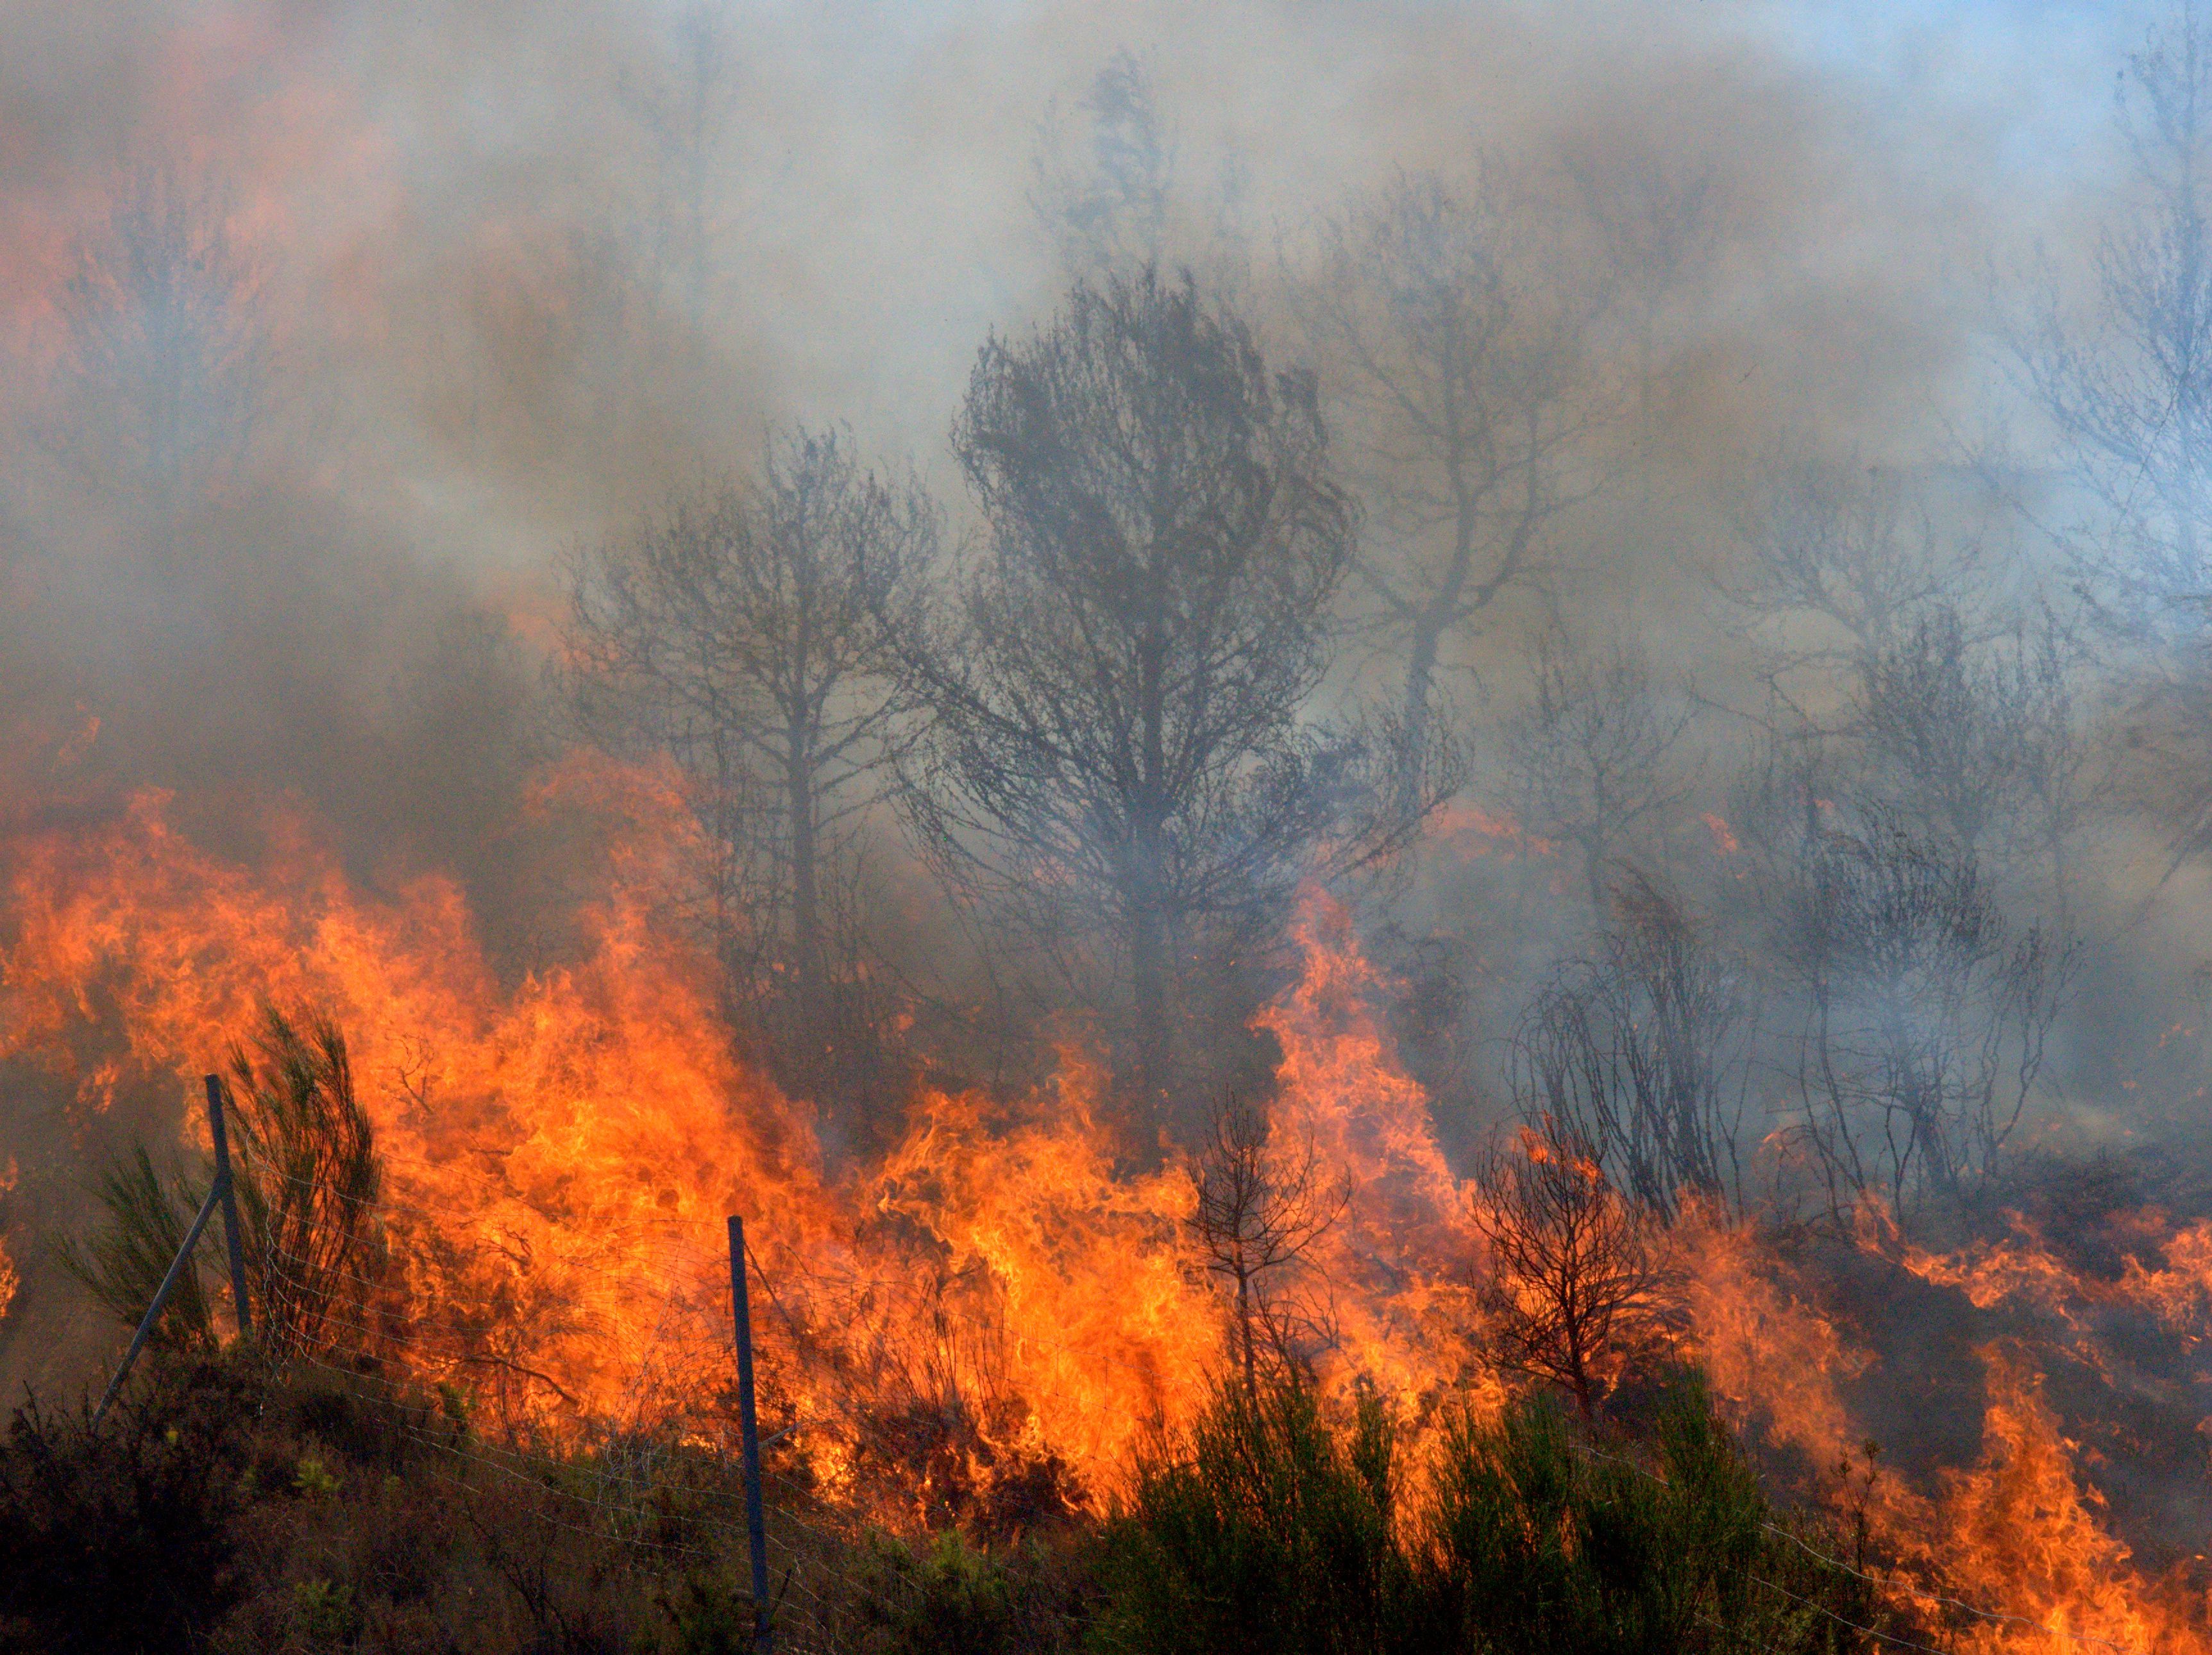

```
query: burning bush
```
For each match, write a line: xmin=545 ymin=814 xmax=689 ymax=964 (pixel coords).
xmin=1473 ymin=1114 xmax=1678 ymax=1423
xmin=60 ymin=1005 xmax=386 ymax=1360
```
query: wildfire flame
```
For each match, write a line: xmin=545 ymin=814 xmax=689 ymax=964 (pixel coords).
xmin=1427 ymin=801 xmax=1557 ymax=860
xmin=1 ymin=757 xmax=2209 ymax=1644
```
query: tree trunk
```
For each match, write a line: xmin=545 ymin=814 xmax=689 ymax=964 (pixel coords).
xmin=1567 ymin=1322 xmax=1596 ymax=1422
xmin=1131 ymin=615 xmax=1170 ymax=1143
xmin=1130 ymin=877 xmax=1168 ymax=1141
xmin=1399 ymin=617 xmax=1440 ymax=813
xmin=786 ymin=725 xmax=830 ymax=1083
xmin=1235 ymin=1265 xmax=1258 ymax=1401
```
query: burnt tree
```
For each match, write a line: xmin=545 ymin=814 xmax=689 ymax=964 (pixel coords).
xmin=1768 ymin=808 xmax=2077 ymax=1221
xmin=1299 ymin=172 xmax=1601 ymax=809
xmin=1512 ymin=873 xmax=1751 ymax=1223
xmin=566 ymin=426 xmax=934 ymax=1095
xmin=42 ymin=163 xmax=275 ymax=518
xmin=1473 ymin=1114 xmax=1670 ymax=1423
xmin=899 ymin=269 xmax=1362 ymax=1127
xmin=1500 ymin=628 xmax=1697 ymax=922
xmin=2011 ymin=2 xmax=2212 ymax=639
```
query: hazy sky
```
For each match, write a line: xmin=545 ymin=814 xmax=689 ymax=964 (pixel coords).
xmin=0 ymin=0 xmax=2163 ymax=604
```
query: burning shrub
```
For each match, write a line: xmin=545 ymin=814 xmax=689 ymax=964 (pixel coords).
xmin=57 ymin=1140 xmax=222 ymax=1350
xmin=60 ymin=1005 xmax=386 ymax=1363
xmin=223 ymin=1005 xmax=385 ymax=1359
xmin=845 ymin=1390 xmax=1083 ymax=1543
xmin=1473 ymin=1115 xmax=1677 ymax=1422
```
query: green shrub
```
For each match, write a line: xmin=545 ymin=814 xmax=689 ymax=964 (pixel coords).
xmin=1428 ymin=1380 xmax=1768 ymax=1653
xmin=848 ymin=1528 xmax=1090 ymax=1655
xmin=1097 ymin=1377 xmax=1414 ymax=1655
xmin=1096 ymin=1370 xmax=1892 ymax=1655
xmin=288 ymin=1576 xmax=360 ymax=1647
xmin=653 ymin=1573 xmax=759 ymax=1655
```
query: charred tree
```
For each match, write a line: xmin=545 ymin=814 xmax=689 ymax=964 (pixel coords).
xmin=565 ymin=426 xmax=935 ymax=1102
xmin=40 ymin=164 xmax=274 ymax=523
xmin=899 ymin=269 xmax=1370 ymax=1132
xmin=1501 ymin=628 xmax=1697 ymax=922
xmin=1765 ymin=808 xmax=2078 ymax=1222
xmin=1473 ymin=1114 xmax=1671 ymax=1423
xmin=1298 ymin=172 xmax=1601 ymax=811
xmin=1512 ymin=873 xmax=1752 ymax=1223
xmin=1855 ymin=605 xmax=2085 ymax=894
xmin=2010 ymin=3 xmax=2212 ymax=640
xmin=1029 ymin=51 xmax=1175 ymax=278
xmin=1722 ymin=457 xmax=1971 ymax=667
xmin=620 ymin=1 xmax=738 ymax=337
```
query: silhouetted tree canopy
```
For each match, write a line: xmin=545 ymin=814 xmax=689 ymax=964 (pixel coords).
xmin=565 ymin=426 xmax=936 ymax=1105
xmin=898 ymin=268 xmax=1368 ymax=1125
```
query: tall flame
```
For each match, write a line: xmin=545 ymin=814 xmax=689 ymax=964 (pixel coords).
xmin=2 ymin=759 xmax=2210 ymax=1644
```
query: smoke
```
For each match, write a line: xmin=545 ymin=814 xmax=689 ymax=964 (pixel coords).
xmin=0 ymin=0 xmax=2202 ymax=1438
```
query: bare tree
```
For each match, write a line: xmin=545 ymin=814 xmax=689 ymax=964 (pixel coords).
xmin=1710 ymin=457 xmax=1959 ymax=893
xmin=620 ymin=1 xmax=739 ymax=335
xmin=1998 ymin=5 xmax=2212 ymax=906
xmin=2009 ymin=2 xmax=2212 ymax=640
xmin=1500 ymin=628 xmax=1696 ymax=920
xmin=1030 ymin=51 xmax=1175 ymax=278
xmin=1766 ymin=808 xmax=2077 ymax=1221
xmin=41 ymin=164 xmax=274 ymax=515
xmin=1297 ymin=171 xmax=1604 ymax=807
xmin=1473 ymin=1114 xmax=1671 ymax=1422
xmin=1721 ymin=457 xmax=1977 ymax=682
xmin=1565 ymin=151 xmax=1725 ymax=466
xmin=1188 ymin=1094 xmax=1347 ymax=1399
xmin=897 ymin=268 xmax=1383 ymax=1129
xmin=1716 ymin=443 xmax=2091 ymax=928
xmin=566 ymin=426 xmax=935 ymax=1096
xmin=1712 ymin=460 xmax=2072 ymax=906
xmin=1512 ymin=873 xmax=1752 ymax=1222
xmin=1855 ymin=604 xmax=2085 ymax=890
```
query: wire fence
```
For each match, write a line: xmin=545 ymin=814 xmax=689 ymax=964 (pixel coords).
xmin=232 ymin=1175 xmax=934 ymax=1652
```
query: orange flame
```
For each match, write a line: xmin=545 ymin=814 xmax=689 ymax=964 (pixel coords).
xmin=2 ymin=759 xmax=2211 ymax=1644
xmin=1428 ymin=801 xmax=1557 ymax=860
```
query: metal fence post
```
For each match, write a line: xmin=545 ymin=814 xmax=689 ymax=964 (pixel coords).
xmin=92 ymin=1170 xmax=227 ymax=1426
xmin=728 ymin=1214 xmax=773 ymax=1654
xmin=205 ymin=1074 xmax=252 ymax=1339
